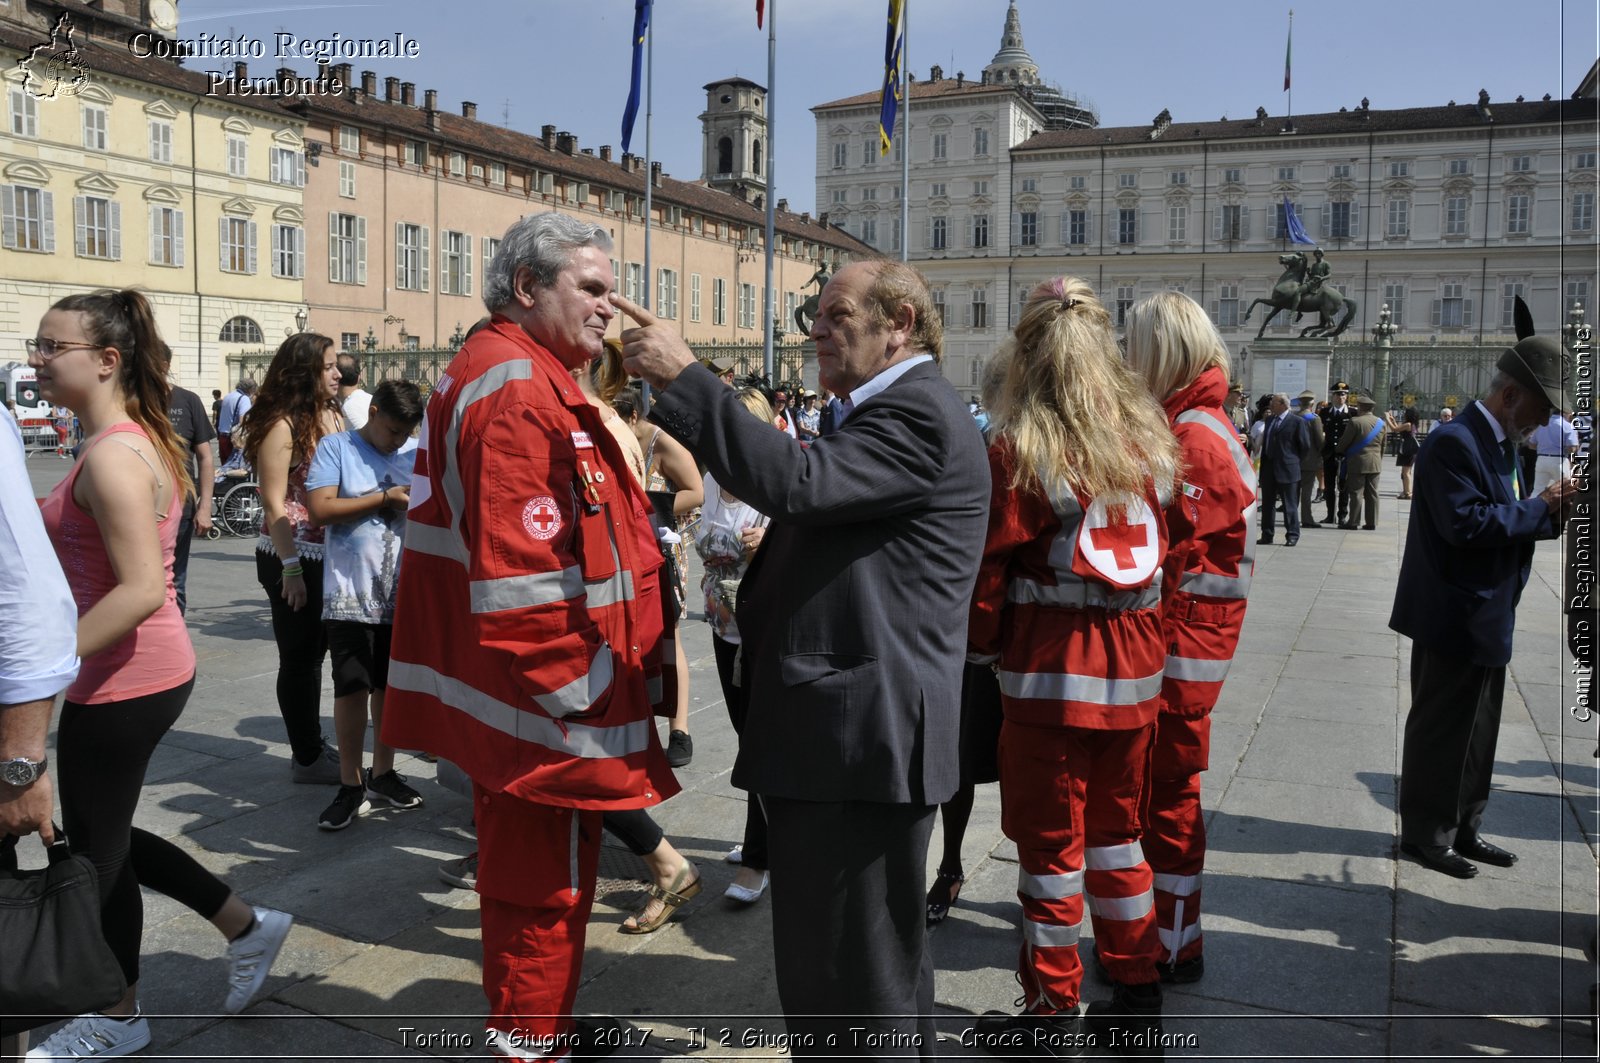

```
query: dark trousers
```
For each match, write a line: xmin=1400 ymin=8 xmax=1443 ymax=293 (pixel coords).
xmin=255 ymin=549 xmax=328 ymax=764
xmin=1259 ymin=476 xmax=1301 ymax=542
xmin=764 ymin=797 xmax=937 ymax=1059
xmin=1322 ymin=456 xmax=1348 ymax=521
xmin=1399 ymin=644 xmax=1506 ymax=848
xmin=714 ymin=634 xmax=769 ymax=870
xmin=58 ymin=677 xmax=231 ymax=984
xmin=173 ymin=501 xmax=196 ymax=615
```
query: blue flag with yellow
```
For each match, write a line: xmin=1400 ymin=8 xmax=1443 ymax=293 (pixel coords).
xmin=621 ymin=0 xmax=653 ymax=154
xmin=877 ymin=0 xmax=904 ymax=155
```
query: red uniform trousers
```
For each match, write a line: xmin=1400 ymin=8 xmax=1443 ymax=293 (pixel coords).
xmin=999 ymin=719 xmax=1162 ymax=1010
xmin=474 ymin=784 xmax=602 ymax=1063
xmin=1141 ymin=711 xmax=1210 ymax=967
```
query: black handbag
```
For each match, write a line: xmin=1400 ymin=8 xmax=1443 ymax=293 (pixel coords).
xmin=0 ymin=829 xmax=126 ymax=1035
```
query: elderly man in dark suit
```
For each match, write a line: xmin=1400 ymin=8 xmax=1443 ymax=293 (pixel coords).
xmin=1256 ymin=392 xmax=1310 ymax=546
xmin=1390 ymin=337 xmax=1574 ymax=878
xmin=614 ymin=261 xmax=990 ymax=1057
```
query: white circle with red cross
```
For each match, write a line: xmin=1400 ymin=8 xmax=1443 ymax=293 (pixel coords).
xmin=521 ymin=496 xmax=563 ymax=541
xmin=1076 ymin=494 xmax=1160 ymax=587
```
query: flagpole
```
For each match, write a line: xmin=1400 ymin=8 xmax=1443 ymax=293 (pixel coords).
xmin=641 ymin=18 xmax=654 ymax=406
xmin=899 ymin=0 xmax=909 ymax=263
xmin=1285 ymin=9 xmax=1293 ymax=128
xmin=762 ymin=0 xmax=776 ymax=380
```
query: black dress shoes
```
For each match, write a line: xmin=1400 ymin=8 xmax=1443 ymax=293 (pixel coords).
xmin=1256 ymin=536 xmax=1274 ymax=545
xmin=1285 ymin=537 xmax=1298 ymax=546
xmin=1302 ymin=520 xmax=1321 ymax=529
xmin=1400 ymin=841 xmax=1478 ymax=878
xmin=1455 ymin=835 xmax=1518 ymax=867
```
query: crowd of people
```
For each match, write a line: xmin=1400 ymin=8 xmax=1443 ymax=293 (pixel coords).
xmin=0 ymin=207 xmax=1578 ymax=1063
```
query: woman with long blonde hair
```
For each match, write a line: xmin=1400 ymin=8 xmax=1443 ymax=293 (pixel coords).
xmin=1119 ymin=290 xmax=1256 ymax=989
xmin=971 ymin=277 xmax=1179 ymax=1048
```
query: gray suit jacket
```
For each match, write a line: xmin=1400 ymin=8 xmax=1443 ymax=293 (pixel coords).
xmin=651 ymin=360 xmax=990 ymax=805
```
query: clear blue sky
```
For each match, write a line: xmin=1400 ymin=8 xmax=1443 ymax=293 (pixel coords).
xmin=180 ymin=0 xmax=1597 ymax=214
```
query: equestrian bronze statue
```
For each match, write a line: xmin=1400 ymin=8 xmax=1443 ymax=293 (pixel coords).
xmin=1243 ymin=251 xmax=1358 ymax=340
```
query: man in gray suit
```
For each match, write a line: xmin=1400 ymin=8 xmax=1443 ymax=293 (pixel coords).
xmin=1257 ymin=392 xmax=1310 ymax=546
xmin=1295 ymin=389 xmax=1324 ymax=529
xmin=615 ymin=261 xmax=989 ymax=1057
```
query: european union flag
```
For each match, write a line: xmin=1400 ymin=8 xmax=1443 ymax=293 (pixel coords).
xmin=1282 ymin=195 xmax=1316 ymax=245
xmin=877 ymin=0 xmax=904 ymax=155
xmin=621 ymin=0 xmax=653 ymax=154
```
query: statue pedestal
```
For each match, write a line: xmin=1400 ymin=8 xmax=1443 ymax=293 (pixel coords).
xmin=798 ymin=341 xmax=819 ymax=395
xmin=1246 ymin=338 xmax=1334 ymax=403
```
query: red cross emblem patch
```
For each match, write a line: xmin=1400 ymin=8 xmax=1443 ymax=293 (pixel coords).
xmin=521 ymin=495 xmax=563 ymax=541
xmin=1076 ymin=495 xmax=1159 ymax=587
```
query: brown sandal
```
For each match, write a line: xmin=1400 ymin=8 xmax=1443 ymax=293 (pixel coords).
xmin=619 ymin=862 xmax=702 ymax=934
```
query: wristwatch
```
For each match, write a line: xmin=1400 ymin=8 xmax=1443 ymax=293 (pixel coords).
xmin=0 ymin=756 xmax=47 ymax=786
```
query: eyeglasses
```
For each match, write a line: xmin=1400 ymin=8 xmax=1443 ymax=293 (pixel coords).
xmin=25 ymin=338 xmax=104 ymax=361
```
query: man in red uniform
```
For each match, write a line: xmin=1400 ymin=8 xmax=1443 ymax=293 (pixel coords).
xmin=383 ymin=212 xmax=677 ymax=1061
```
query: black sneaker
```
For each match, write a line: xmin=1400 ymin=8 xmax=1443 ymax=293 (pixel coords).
xmin=1088 ymin=943 xmax=1204 ymax=986
xmin=1084 ymin=980 xmax=1166 ymax=1058
xmin=318 ymin=784 xmax=370 ymax=831
xmin=364 ymin=767 xmax=423 ymax=809
xmin=972 ymin=1007 xmax=1092 ymax=1059
xmin=665 ymin=729 xmax=693 ymax=768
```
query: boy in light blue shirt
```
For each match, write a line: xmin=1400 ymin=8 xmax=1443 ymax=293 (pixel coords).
xmin=305 ymin=380 xmax=424 ymax=831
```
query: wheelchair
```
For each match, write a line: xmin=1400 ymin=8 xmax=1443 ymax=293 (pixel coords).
xmin=207 ymin=466 xmax=263 ymax=539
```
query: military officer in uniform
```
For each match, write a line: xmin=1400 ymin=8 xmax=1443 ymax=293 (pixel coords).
xmin=1320 ymin=381 xmax=1355 ymax=526
xmin=1335 ymin=393 xmax=1387 ymax=530
xmin=1295 ymin=389 xmax=1324 ymax=529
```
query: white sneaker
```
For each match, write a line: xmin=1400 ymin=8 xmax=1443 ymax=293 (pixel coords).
xmin=26 ymin=1011 xmax=150 ymax=1059
xmin=223 ymin=906 xmax=294 ymax=1014
xmin=725 ymin=844 xmax=743 ymax=865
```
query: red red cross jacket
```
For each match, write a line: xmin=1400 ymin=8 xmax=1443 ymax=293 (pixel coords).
xmin=1158 ymin=367 xmax=1257 ymax=719
xmin=969 ymin=440 xmax=1170 ymax=731
xmin=382 ymin=317 xmax=678 ymax=810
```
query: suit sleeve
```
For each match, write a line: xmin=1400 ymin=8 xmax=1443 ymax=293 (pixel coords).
xmin=968 ymin=446 xmax=1037 ymax=661
xmin=1417 ymin=431 xmax=1559 ymax=548
xmin=455 ymin=401 xmax=615 ymax=719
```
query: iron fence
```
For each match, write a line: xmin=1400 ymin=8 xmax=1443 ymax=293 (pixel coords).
xmin=1327 ymin=340 xmax=1507 ymax=418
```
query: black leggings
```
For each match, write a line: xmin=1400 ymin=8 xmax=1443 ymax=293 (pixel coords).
xmin=714 ymin=634 xmax=769 ymax=871
xmin=58 ymin=677 xmax=232 ymax=986
xmin=603 ymin=809 xmax=664 ymax=857
xmin=256 ymin=549 xmax=328 ymax=764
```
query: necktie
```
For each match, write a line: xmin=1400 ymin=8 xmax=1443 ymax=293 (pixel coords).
xmin=840 ymin=398 xmax=855 ymax=423
xmin=1262 ymin=415 xmax=1276 ymax=458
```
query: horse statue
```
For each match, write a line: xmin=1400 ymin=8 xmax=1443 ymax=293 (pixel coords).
xmin=1243 ymin=252 xmax=1358 ymax=340
xmin=793 ymin=263 xmax=831 ymax=335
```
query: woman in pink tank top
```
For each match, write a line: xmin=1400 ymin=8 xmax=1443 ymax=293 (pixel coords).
xmin=25 ymin=290 xmax=292 ymax=1058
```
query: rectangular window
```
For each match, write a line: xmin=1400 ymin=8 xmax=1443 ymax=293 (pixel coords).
xmin=396 ymin=223 xmax=429 ymax=291
xmin=1167 ymin=203 xmax=1187 ymax=242
xmin=891 ymin=216 xmax=902 ymax=252
xmin=271 ymin=223 xmax=304 ymax=279
xmin=339 ymin=124 xmax=359 ymax=153
xmin=930 ymin=215 xmax=948 ymax=250
xmin=148 ymin=205 xmax=182 ymax=266
xmin=1070 ymin=175 xmax=1087 ymax=190
xmin=1277 ymin=165 xmax=1296 ymax=182
xmin=831 ymin=189 xmax=847 ymax=204
xmin=1501 ymin=280 xmax=1526 ymax=327
xmin=690 ymin=273 xmax=702 ymax=322
xmin=1330 ymin=164 xmax=1351 ymax=180
xmin=1215 ymin=284 xmax=1240 ymax=327
xmin=1327 ymin=201 xmax=1353 ymax=239
xmin=226 ymin=134 xmax=247 ymax=176
xmin=713 ymin=278 xmax=727 ymax=326
xmin=1444 ymin=195 xmax=1470 ymax=236
xmin=932 ymin=133 xmax=947 ymax=160
xmin=338 ymin=160 xmax=356 ymax=198
xmin=930 ymin=288 xmax=945 ymax=325
xmin=340 ymin=332 xmax=359 ymax=352
xmin=1577 ymin=152 xmax=1598 ymax=170
xmin=1118 ymin=208 xmax=1136 ymax=245
xmin=483 ymin=236 xmax=500 ymax=280
xmin=448 ymin=152 xmax=465 ymax=177
xmin=970 ymin=286 xmax=988 ymax=329
xmin=656 ymin=268 xmax=678 ymax=320
xmin=624 ymin=262 xmax=644 ymax=303
xmin=930 ymin=182 xmax=946 ymax=198
xmin=1020 ymin=178 xmax=1037 ymax=193
xmin=73 ymin=195 xmax=119 ymax=259
xmin=973 ymin=180 xmax=989 ymax=196
xmin=328 ymin=212 xmax=366 ymax=284
xmin=441 ymin=230 xmax=472 ymax=296
xmin=971 ymin=213 xmax=990 ymax=249
xmin=1508 ymin=154 xmax=1532 ymax=172
xmin=1018 ymin=211 xmax=1037 ymax=246
xmin=406 ymin=140 xmax=426 ymax=167
xmin=1222 ymin=168 xmax=1242 ymax=184
xmin=1118 ymin=173 xmax=1136 ymax=189
xmin=217 ymin=216 xmax=253 ymax=273
xmin=862 ymin=187 xmax=877 ymax=201
xmin=82 ymin=104 xmax=107 ymax=150
xmin=1437 ymin=282 xmax=1467 ymax=327
xmin=1388 ymin=160 xmax=1409 ymax=178
xmin=471 ymin=164 xmax=483 ymax=181
xmin=1383 ymin=283 xmax=1405 ymax=324
xmin=1115 ymin=285 xmax=1135 ymax=328
xmin=1447 ymin=159 xmax=1471 ymax=176
xmin=974 ymin=128 xmax=989 ymax=156
xmin=1067 ymin=209 xmax=1087 ymax=245
xmin=1169 ymin=171 xmax=1188 ymax=185
xmin=1506 ymin=193 xmax=1530 ymax=234
xmin=833 ymin=142 xmax=847 ymax=169
xmin=861 ymin=218 xmax=877 ymax=245
xmin=269 ymin=146 xmax=305 ymax=187
xmin=148 ymin=119 xmax=172 ymax=163
xmin=738 ymin=282 xmax=756 ymax=329
xmin=1386 ymin=198 xmax=1409 ymax=237
xmin=1573 ymin=192 xmax=1596 ymax=232
xmin=8 ymin=88 xmax=37 ymax=137
xmin=863 ymin=137 xmax=877 ymax=166
xmin=1568 ymin=278 xmax=1591 ymax=314
xmin=1220 ymin=204 xmax=1244 ymax=240
xmin=490 ymin=161 xmax=505 ymax=186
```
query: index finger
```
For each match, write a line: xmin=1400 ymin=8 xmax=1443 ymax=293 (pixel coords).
xmin=608 ymin=291 xmax=659 ymax=327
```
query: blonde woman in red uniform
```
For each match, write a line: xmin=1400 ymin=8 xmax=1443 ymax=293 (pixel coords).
xmin=971 ymin=277 xmax=1181 ymax=1057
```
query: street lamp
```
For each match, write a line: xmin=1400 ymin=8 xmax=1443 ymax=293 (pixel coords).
xmin=293 ymin=306 xmax=309 ymax=333
xmin=1372 ymin=303 xmax=1397 ymax=412
xmin=363 ymin=327 xmax=377 ymax=352
xmin=1563 ymin=301 xmax=1588 ymax=352
xmin=450 ymin=322 xmax=465 ymax=348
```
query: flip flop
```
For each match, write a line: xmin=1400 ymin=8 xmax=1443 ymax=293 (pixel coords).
xmin=620 ymin=862 xmax=702 ymax=934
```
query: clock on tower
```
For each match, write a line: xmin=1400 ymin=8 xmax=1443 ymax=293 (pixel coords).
xmin=148 ymin=0 xmax=178 ymax=33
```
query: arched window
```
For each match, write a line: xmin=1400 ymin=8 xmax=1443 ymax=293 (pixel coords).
xmin=219 ymin=316 xmax=263 ymax=343
xmin=752 ymin=139 xmax=763 ymax=177
xmin=717 ymin=136 xmax=733 ymax=175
